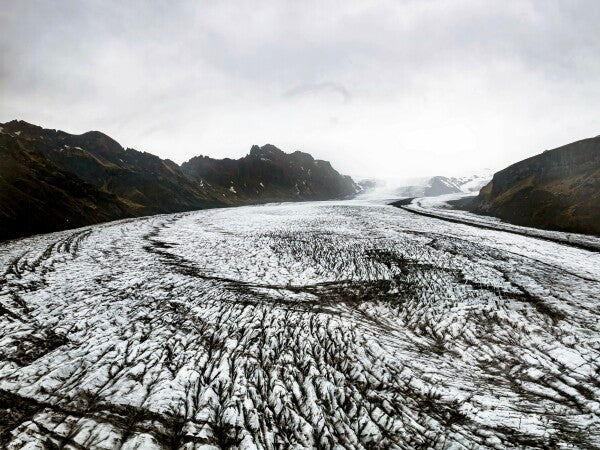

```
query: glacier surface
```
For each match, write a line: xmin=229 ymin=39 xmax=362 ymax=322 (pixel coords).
xmin=0 ymin=200 xmax=599 ymax=449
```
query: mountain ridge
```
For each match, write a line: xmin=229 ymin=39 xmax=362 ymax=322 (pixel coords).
xmin=468 ymin=135 xmax=600 ymax=235
xmin=0 ymin=120 xmax=359 ymax=240
xmin=182 ymin=143 xmax=358 ymax=203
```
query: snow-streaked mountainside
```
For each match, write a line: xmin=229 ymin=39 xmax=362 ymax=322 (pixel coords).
xmin=393 ymin=172 xmax=493 ymax=198
xmin=358 ymin=171 xmax=492 ymax=200
xmin=453 ymin=172 xmax=495 ymax=192
xmin=1 ymin=199 xmax=599 ymax=448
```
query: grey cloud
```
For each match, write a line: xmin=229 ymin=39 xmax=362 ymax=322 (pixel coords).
xmin=1 ymin=0 xmax=600 ymax=179
xmin=284 ymin=83 xmax=351 ymax=102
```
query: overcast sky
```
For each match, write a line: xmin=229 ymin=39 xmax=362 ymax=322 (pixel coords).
xmin=1 ymin=0 xmax=599 ymax=180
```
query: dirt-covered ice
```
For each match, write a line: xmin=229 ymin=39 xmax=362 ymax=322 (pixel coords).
xmin=1 ymin=200 xmax=599 ymax=449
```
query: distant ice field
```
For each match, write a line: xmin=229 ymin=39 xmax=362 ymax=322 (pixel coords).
xmin=1 ymin=199 xmax=599 ymax=449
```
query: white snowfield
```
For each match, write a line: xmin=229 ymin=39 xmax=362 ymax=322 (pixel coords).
xmin=0 ymin=199 xmax=599 ymax=449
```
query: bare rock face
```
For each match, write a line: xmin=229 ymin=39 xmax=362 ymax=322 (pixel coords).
xmin=470 ymin=135 xmax=600 ymax=235
xmin=0 ymin=121 xmax=358 ymax=240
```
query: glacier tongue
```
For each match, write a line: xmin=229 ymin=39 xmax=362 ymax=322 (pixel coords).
xmin=0 ymin=200 xmax=599 ymax=449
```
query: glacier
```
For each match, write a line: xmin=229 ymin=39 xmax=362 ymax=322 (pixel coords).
xmin=0 ymin=199 xmax=599 ymax=449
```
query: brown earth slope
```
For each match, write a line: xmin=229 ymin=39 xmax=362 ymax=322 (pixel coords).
xmin=470 ymin=135 xmax=600 ymax=235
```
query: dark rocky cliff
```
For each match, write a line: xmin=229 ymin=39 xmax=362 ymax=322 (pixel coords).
xmin=470 ymin=136 xmax=600 ymax=235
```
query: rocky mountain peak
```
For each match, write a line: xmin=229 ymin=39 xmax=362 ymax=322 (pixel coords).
xmin=249 ymin=143 xmax=285 ymax=158
xmin=69 ymin=131 xmax=124 ymax=155
xmin=1 ymin=119 xmax=57 ymax=139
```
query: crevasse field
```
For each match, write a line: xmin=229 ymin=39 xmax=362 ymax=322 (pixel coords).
xmin=1 ymin=199 xmax=599 ymax=449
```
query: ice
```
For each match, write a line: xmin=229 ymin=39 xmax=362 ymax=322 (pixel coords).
xmin=0 ymin=199 xmax=598 ymax=448
xmin=402 ymin=193 xmax=600 ymax=252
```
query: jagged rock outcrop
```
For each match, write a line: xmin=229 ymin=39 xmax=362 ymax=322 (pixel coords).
xmin=470 ymin=135 xmax=600 ymax=235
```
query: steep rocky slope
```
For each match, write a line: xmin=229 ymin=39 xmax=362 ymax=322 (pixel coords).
xmin=470 ymin=135 xmax=600 ymax=235
xmin=0 ymin=120 xmax=226 ymax=216
xmin=0 ymin=133 xmax=133 ymax=241
xmin=0 ymin=120 xmax=359 ymax=240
